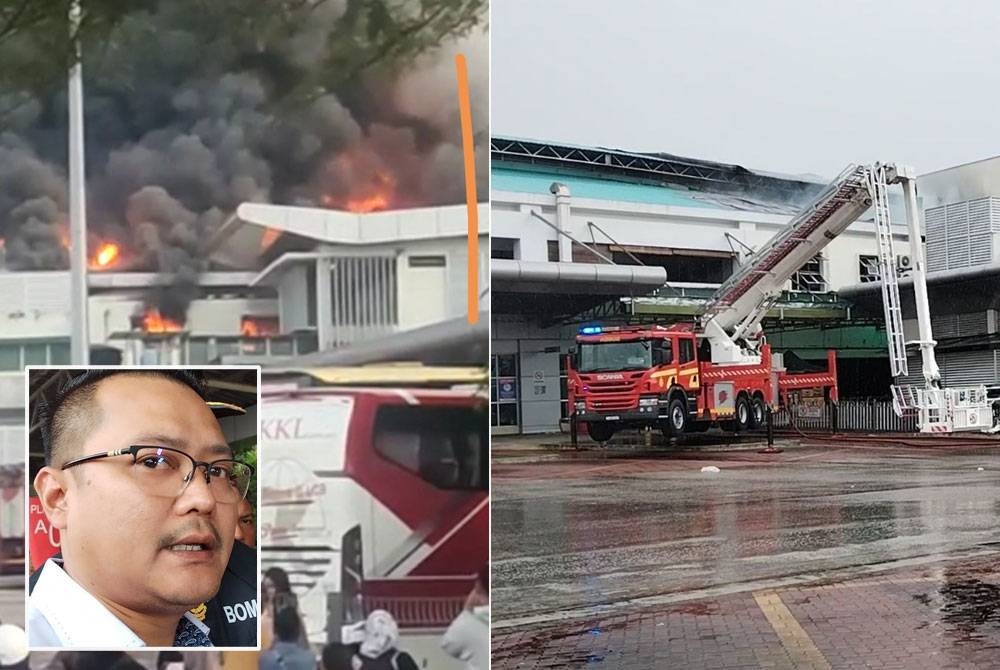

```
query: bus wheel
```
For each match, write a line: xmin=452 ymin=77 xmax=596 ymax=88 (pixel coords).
xmin=750 ymin=396 xmax=767 ymax=429
xmin=587 ymin=422 xmax=616 ymax=443
xmin=734 ymin=395 xmax=752 ymax=432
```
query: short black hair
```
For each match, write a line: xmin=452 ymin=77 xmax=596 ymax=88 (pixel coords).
xmin=40 ymin=369 xmax=205 ymax=466
xmin=273 ymin=604 xmax=301 ymax=643
xmin=321 ymin=642 xmax=358 ymax=670
xmin=264 ymin=566 xmax=292 ymax=594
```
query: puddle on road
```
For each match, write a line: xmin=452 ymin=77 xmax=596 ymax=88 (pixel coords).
xmin=910 ymin=575 xmax=1000 ymax=651
xmin=939 ymin=579 xmax=1000 ymax=637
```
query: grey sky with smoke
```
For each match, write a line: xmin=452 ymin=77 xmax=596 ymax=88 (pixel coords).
xmin=0 ymin=1 xmax=488 ymax=325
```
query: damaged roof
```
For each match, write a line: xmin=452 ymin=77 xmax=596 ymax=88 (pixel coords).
xmin=491 ymin=136 xmax=826 ymax=214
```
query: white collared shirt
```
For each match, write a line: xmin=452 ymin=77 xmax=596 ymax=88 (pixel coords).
xmin=27 ymin=558 xmax=211 ymax=648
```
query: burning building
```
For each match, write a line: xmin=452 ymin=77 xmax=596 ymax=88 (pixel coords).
xmin=0 ymin=202 xmax=488 ymax=368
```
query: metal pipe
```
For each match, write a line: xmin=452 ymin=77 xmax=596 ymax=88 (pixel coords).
xmin=586 ymin=221 xmax=646 ymax=266
xmin=68 ymin=0 xmax=89 ymax=364
xmin=900 ymin=176 xmax=941 ymax=388
xmin=550 ymin=183 xmax=573 ymax=262
xmin=529 ymin=211 xmax=615 ymax=264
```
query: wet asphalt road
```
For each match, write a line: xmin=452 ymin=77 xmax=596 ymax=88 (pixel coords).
xmin=491 ymin=441 xmax=1000 ymax=629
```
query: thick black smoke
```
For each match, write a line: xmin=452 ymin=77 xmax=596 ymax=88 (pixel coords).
xmin=0 ymin=1 xmax=488 ymax=323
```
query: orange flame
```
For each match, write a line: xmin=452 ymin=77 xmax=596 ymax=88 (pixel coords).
xmin=346 ymin=193 xmax=391 ymax=213
xmin=259 ymin=228 xmax=282 ymax=252
xmin=90 ymin=242 xmax=120 ymax=270
xmin=142 ymin=309 xmax=183 ymax=333
xmin=342 ymin=170 xmax=397 ymax=213
xmin=240 ymin=316 xmax=279 ymax=337
xmin=324 ymin=153 xmax=397 ymax=212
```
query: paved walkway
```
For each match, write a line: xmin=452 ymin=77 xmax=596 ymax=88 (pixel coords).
xmin=493 ymin=551 xmax=1000 ymax=669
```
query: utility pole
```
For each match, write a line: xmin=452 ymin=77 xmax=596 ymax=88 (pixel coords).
xmin=68 ymin=0 xmax=89 ymax=364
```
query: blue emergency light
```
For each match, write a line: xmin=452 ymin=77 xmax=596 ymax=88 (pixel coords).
xmin=580 ymin=326 xmax=602 ymax=335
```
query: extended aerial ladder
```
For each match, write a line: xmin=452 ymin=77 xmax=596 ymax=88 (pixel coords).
xmin=698 ymin=162 xmax=997 ymax=434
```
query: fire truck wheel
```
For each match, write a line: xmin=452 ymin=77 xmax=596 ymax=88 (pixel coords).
xmin=665 ymin=397 xmax=689 ymax=435
xmin=750 ymin=396 xmax=766 ymax=429
xmin=587 ymin=422 xmax=616 ymax=443
xmin=735 ymin=395 xmax=752 ymax=432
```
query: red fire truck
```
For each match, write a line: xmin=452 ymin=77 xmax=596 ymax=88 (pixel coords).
xmin=567 ymin=164 xmax=878 ymax=442
xmin=569 ymin=323 xmax=837 ymax=441
xmin=569 ymin=163 xmax=1000 ymax=439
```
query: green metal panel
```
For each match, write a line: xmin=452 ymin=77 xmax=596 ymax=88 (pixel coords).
xmin=765 ymin=324 xmax=889 ymax=359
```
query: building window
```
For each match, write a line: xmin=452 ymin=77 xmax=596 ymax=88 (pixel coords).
xmin=491 ymin=354 xmax=519 ymax=429
xmin=610 ymin=248 xmax=734 ymax=283
xmin=0 ymin=340 xmax=71 ymax=369
xmin=23 ymin=343 xmax=47 ymax=366
xmin=547 ymin=241 xmax=559 ymax=262
xmin=559 ymin=352 xmax=568 ymax=420
xmin=50 ymin=343 xmax=70 ymax=365
xmin=331 ymin=256 xmax=398 ymax=331
xmin=373 ymin=405 xmax=487 ymax=490
xmin=678 ymin=339 xmax=695 ymax=365
xmin=188 ymin=339 xmax=210 ymax=365
xmin=491 ymin=237 xmax=518 ymax=260
xmin=791 ymin=255 xmax=826 ymax=292
xmin=306 ymin=262 xmax=317 ymax=327
xmin=859 ymin=255 xmax=881 ymax=283
xmin=0 ymin=346 xmax=19 ymax=371
xmin=214 ymin=338 xmax=241 ymax=360
xmin=407 ymin=255 xmax=447 ymax=268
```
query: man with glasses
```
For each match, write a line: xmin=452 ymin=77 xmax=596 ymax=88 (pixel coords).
xmin=27 ymin=370 xmax=254 ymax=648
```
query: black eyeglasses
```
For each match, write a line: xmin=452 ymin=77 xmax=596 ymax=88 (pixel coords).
xmin=61 ymin=445 xmax=254 ymax=503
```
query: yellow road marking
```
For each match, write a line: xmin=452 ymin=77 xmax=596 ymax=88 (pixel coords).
xmin=753 ymin=591 xmax=832 ymax=670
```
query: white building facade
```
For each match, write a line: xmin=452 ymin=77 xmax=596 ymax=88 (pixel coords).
xmin=0 ymin=202 xmax=488 ymax=463
xmin=490 ymin=137 xmax=910 ymax=435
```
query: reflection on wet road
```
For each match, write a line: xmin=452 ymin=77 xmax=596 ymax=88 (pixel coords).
xmin=492 ymin=444 xmax=1000 ymax=628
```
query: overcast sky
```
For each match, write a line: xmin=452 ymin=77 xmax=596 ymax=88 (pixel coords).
xmin=491 ymin=1 xmax=1000 ymax=179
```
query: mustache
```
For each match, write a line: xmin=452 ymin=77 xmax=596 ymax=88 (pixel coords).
xmin=158 ymin=522 xmax=223 ymax=550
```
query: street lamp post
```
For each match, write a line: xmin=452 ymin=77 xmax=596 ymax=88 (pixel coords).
xmin=68 ymin=0 xmax=89 ymax=364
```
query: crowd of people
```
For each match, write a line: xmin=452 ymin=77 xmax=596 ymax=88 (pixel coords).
xmin=256 ymin=565 xmax=489 ymax=670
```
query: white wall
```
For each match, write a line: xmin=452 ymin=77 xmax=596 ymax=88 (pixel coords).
xmin=919 ymin=157 xmax=1000 ymax=208
xmin=0 ymin=273 xmax=71 ymax=339
xmin=393 ymin=235 xmax=488 ymax=329
xmin=278 ymin=264 xmax=311 ymax=331
xmin=0 ymin=372 xmax=23 ymax=412
xmin=0 ymin=424 xmax=24 ymax=466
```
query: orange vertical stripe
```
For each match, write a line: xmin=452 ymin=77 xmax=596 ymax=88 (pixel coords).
xmin=456 ymin=54 xmax=479 ymax=324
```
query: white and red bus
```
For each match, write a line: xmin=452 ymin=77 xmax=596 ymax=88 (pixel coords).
xmin=259 ymin=365 xmax=488 ymax=667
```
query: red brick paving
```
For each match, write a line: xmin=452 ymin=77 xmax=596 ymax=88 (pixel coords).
xmin=492 ymin=554 xmax=1000 ymax=669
